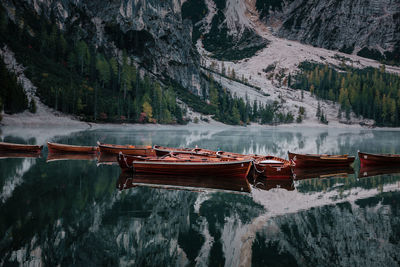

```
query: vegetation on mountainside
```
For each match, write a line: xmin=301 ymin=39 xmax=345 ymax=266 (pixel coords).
xmin=0 ymin=6 xmax=184 ymax=124
xmin=292 ymin=62 xmax=400 ymax=126
xmin=0 ymin=56 xmax=28 ymax=116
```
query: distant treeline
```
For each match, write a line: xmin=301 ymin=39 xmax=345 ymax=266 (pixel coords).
xmin=0 ymin=6 xmax=184 ymax=124
xmin=292 ymin=62 xmax=400 ymax=126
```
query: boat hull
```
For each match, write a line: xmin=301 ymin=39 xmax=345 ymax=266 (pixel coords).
xmin=0 ymin=142 xmax=42 ymax=153
xmin=118 ymin=154 xmax=252 ymax=178
xmin=47 ymin=142 xmax=97 ymax=153
xmin=358 ymin=152 xmax=400 ymax=167
xmin=292 ymin=166 xmax=354 ymax=180
xmin=98 ymin=142 xmax=155 ymax=156
xmin=254 ymin=156 xmax=293 ymax=179
xmin=288 ymin=152 xmax=355 ymax=168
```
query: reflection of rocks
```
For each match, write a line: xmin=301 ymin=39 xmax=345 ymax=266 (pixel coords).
xmin=253 ymin=193 xmax=400 ymax=266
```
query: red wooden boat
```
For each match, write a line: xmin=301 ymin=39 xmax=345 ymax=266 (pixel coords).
xmin=358 ymin=151 xmax=400 ymax=167
xmin=288 ymin=151 xmax=355 ymax=167
xmin=358 ymin=165 xmax=400 ymax=178
xmin=117 ymin=172 xmax=251 ymax=193
xmin=47 ymin=142 xmax=97 ymax=154
xmin=254 ymin=156 xmax=293 ymax=179
xmin=0 ymin=141 xmax=43 ymax=153
xmin=153 ymin=145 xmax=216 ymax=157
xmin=154 ymin=146 xmax=257 ymax=160
xmin=97 ymin=141 xmax=155 ymax=156
xmin=46 ymin=153 xmax=97 ymax=162
xmin=117 ymin=153 xmax=252 ymax=178
xmin=292 ymin=166 xmax=354 ymax=180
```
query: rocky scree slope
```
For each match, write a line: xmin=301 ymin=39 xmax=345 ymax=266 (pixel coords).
xmin=256 ymin=0 xmax=400 ymax=64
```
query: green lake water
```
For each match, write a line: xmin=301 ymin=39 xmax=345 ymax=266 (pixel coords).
xmin=1 ymin=125 xmax=400 ymax=266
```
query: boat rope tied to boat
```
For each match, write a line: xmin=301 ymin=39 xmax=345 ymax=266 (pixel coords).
xmin=252 ymin=159 xmax=265 ymax=174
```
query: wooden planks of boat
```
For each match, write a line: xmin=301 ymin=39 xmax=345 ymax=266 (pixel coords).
xmin=46 ymin=153 xmax=97 ymax=162
xmin=117 ymin=153 xmax=252 ymax=178
xmin=358 ymin=151 xmax=400 ymax=167
xmin=288 ymin=151 xmax=355 ymax=168
xmin=153 ymin=145 xmax=216 ymax=157
xmin=97 ymin=141 xmax=155 ymax=156
xmin=47 ymin=142 xmax=97 ymax=154
xmin=358 ymin=165 xmax=400 ymax=179
xmin=254 ymin=156 xmax=293 ymax=179
xmin=117 ymin=172 xmax=251 ymax=193
xmin=0 ymin=141 xmax=43 ymax=153
xmin=292 ymin=166 xmax=354 ymax=180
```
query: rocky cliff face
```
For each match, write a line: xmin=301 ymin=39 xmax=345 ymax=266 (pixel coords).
xmin=3 ymin=0 xmax=202 ymax=94
xmin=256 ymin=0 xmax=400 ymax=62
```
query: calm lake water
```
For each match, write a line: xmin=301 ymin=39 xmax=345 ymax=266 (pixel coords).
xmin=1 ymin=125 xmax=400 ymax=266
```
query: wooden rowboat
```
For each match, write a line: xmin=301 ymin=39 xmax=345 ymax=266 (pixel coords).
xmin=117 ymin=172 xmax=251 ymax=193
xmin=0 ymin=141 xmax=43 ymax=153
xmin=358 ymin=151 xmax=400 ymax=167
xmin=153 ymin=145 xmax=216 ymax=157
xmin=117 ymin=153 xmax=252 ymax=178
xmin=97 ymin=141 xmax=155 ymax=156
xmin=47 ymin=142 xmax=97 ymax=154
xmin=254 ymin=156 xmax=293 ymax=179
xmin=288 ymin=151 xmax=355 ymax=168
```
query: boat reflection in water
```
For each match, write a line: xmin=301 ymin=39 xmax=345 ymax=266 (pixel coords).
xmin=249 ymin=175 xmax=295 ymax=191
xmin=46 ymin=152 xmax=98 ymax=162
xmin=0 ymin=151 xmax=42 ymax=159
xmin=97 ymin=152 xmax=119 ymax=166
xmin=358 ymin=165 xmax=400 ymax=179
xmin=292 ymin=166 xmax=355 ymax=180
xmin=117 ymin=172 xmax=251 ymax=193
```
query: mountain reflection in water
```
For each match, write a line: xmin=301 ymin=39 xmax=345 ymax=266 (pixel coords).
xmin=1 ymin=126 xmax=400 ymax=266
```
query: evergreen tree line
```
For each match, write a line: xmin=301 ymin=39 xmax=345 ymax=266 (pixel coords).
xmin=206 ymin=73 xmax=294 ymax=125
xmin=292 ymin=62 xmax=400 ymax=126
xmin=0 ymin=56 xmax=28 ymax=118
xmin=0 ymin=7 xmax=184 ymax=123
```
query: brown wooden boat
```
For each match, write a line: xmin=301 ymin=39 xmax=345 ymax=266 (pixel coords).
xmin=154 ymin=145 xmax=216 ymax=157
xmin=358 ymin=151 xmax=400 ymax=167
xmin=288 ymin=151 xmax=355 ymax=168
xmin=97 ymin=141 xmax=155 ymax=156
xmin=0 ymin=151 xmax=42 ymax=159
xmin=0 ymin=141 xmax=43 ymax=153
xmin=46 ymin=153 xmax=97 ymax=162
xmin=47 ymin=142 xmax=97 ymax=154
xmin=118 ymin=153 xmax=252 ymax=178
xmin=154 ymin=145 xmax=257 ymax=160
xmin=292 ymin=166 xmax=354 ymax=180
xmin=254 ymin=156 xmax=293 ymax=179
xmin=117 ymin=172 xmax=251 ymax=193
xmin=358 ymin=165 xmax=400 ymax=179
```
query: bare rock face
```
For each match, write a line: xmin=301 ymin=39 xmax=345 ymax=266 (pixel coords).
xmin=8 ymin=0 xmax=202 ymax=94
xmin=257 ymin=0 xmax=400 ymax=62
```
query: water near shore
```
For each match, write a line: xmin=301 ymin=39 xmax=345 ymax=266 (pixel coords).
xmin=1 ymin=126 xmax=400 ymax=266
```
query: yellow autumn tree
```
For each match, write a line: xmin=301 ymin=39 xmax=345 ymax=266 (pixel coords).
xmin=142 ymin=101 xmax=153 ymax=122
